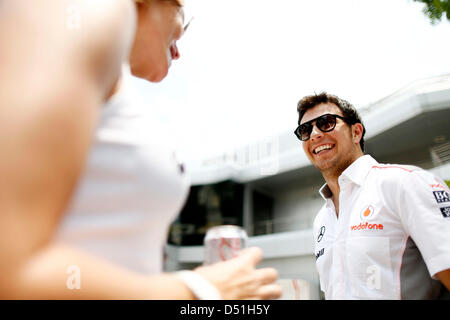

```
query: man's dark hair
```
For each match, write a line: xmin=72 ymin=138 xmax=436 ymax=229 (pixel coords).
xmin=296 ymin=92 xmax=366 ymax=152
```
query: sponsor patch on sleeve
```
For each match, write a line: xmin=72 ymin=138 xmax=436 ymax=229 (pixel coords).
xmin=440 ymin=206 xmax=450 ymax=218
xmin=433 ymin=190 xmax=450 ymax=204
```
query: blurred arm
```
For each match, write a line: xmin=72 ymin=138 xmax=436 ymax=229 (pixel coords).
xmin=15 ymin=244 xmax=195 ymax=299
xmin=15 ymin=245 xmax=279 ymax=300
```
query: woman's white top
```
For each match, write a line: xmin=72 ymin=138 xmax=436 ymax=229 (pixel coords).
xmin=56 ymin=66 xmax=190 ymax=274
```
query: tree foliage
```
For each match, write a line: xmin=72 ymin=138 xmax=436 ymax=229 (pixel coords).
xmin=413 ymin=0 xmax=450 ymax=24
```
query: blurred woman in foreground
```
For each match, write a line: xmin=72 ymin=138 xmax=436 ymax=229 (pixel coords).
xmin=0 ymin=0 xmax=281 ymax=299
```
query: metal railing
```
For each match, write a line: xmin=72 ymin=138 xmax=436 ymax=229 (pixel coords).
xmin=169 ymin=215 xmax=314 ymax=245
xmin=430 ymin=141 xmax=450 ymax=167
xmin=252 ymin=215 xmax=314 ymax=235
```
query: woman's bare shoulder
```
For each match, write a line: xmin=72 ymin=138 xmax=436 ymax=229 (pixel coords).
xmin=0 ymin=0 xmax=136 ymax=97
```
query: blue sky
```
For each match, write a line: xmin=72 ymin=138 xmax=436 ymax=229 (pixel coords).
xmin=131 ymin=0 xmax=450 ymax=160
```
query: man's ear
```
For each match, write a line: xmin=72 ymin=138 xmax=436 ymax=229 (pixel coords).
xmin=352 ymin=123 xmax=364 ymax=145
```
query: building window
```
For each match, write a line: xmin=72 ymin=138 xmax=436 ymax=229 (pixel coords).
xmin=168 ymin=180 xmax=244 ymax=246
xmin=252 ymin=190 xmax=274 ymax=235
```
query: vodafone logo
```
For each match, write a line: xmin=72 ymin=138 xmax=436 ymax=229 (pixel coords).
xmin=360 ymin=205 xmax=376 ymax=221
xmin=351 ymin=205 xmax=384 ymax=232
xmin=350 ymin=222 xmax=384 ymax=231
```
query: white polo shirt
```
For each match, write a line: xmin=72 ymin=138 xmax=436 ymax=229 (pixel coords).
xmin=313 ymin=155 xmax=450 ymax=299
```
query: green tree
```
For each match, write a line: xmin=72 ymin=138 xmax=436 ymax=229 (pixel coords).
xmin=413 ymin=0 xmax=450 ymax=24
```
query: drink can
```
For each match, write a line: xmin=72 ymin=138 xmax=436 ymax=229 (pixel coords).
xmin=203 ymin=225 xmax=248 ymax=265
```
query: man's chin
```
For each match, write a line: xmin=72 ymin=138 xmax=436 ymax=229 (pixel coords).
xmin=313 ymin=158 xmax=341 ymax=176
xmin=314 ymin=162 xmax=333 ymax=174
xmin=316 ymin=157 xmax=357 ymax=178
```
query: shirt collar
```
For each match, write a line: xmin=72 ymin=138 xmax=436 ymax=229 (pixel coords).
xmin=318 ymin=154 xmax=378 ymax=200
xmin=319 ymin=184 xmax=333 ymax=200
xmin=341 ymin=154 xmax=378 ymax=186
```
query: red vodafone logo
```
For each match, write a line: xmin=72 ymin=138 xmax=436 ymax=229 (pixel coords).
xmin=360 ymin=205 xmax=375 ymax=221
xmin=351 ymin=205 xmax=383 ymax=232
xmin=350 ymin=222 xmax=384 ymax=231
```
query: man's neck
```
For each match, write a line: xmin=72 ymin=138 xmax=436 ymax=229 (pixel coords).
xmin=323 ymin=173 xmax=341 ymax=218
xmin=321 ymin=154 xmax=364 ymax=218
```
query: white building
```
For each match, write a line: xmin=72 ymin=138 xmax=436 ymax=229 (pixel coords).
xmin=164 ymin=74 xmax=450 ymax=300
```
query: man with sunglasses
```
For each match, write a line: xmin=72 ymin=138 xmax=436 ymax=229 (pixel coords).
xmin=295 ymin=92 xmax=450 ymax=299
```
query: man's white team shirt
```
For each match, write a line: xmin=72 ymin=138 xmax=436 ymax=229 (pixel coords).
xmin=313 ymin=155 xmax=450 ymax=299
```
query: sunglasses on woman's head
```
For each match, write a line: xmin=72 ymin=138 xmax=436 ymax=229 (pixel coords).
xmin=294 ymin=113 xmax=348 ymax=141
xmin=183 ymin=16 xmax=193 ymax=33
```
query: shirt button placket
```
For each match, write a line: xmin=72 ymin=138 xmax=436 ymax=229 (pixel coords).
xmin=336 ymin=178 xmax=352 ymax=298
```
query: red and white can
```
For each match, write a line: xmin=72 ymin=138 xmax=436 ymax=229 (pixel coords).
xmin=203 ymin=225 xmax=248 ymax=265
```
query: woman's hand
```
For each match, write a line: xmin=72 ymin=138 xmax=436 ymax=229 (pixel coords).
xmin=194 ymin=247 xmax=282 ymax=300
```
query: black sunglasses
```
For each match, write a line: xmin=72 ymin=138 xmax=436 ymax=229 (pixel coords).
xmin=294 ymin=113 xmax=348 ymax=141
